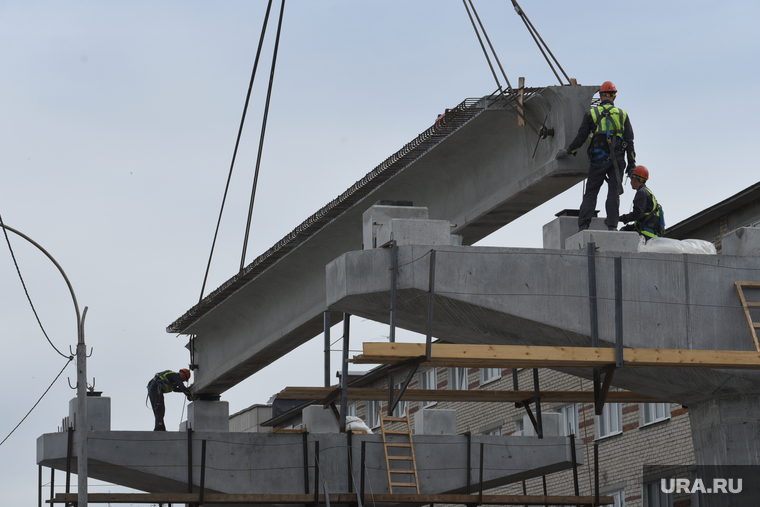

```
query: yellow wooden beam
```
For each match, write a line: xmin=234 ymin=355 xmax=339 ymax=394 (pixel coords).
xmin=351 ymin=343 xmax=760 ymax=370
xmin=276 ymin=386 xmax=667 ymax=403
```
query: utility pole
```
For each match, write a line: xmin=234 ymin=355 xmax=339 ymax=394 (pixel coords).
xmin=76 ymin=308 xmax=89 ymax=507
xmin=0 ymin=222 xmax=89 ymax=506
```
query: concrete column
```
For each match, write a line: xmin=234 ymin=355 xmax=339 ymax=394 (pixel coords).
xmin=186 ymin=400 xmax=230 ymax=432
xmin=689 ymin=396 xmax=760 ymax=465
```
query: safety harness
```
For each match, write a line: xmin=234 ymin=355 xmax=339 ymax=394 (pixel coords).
xmin=152 ymin=370 xmax=178 ymax=394
xmin=588 ymin=104 xmax=628 ymax=194
xmin=635 ymin=187 xmax=665 ymax=238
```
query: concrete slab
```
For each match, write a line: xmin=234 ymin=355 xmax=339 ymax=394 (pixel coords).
xmin=168 ymin=86 xmax=599 ymax=395
xmin=187 ymin=400 xmax=229 ymax=432
xmin=302 ymin=405 xmax=339 ymax=433
xmin=37 ymin=430 xmax=583 ymax=496
xmin=543 ymin=216 xmax=609 ymax=250
xmin=326 ymin=244 xmax=760 ymax=406
xmin=377 ymin=218 xmax=452 ymax=248
xmin=722 ymin=227 xmax=760 ymax=256
xmin=69 ymin=396 xmax=110 ymax=432
xmin=565 ymin=229 xmax=641 ymax=253
xmin=415 ymin=409 xmax=457 ymax=435
xmin=522 ymin=413 xmax=562 ymax=438
xmin=363 ymin=204 xmax=429 ymax=250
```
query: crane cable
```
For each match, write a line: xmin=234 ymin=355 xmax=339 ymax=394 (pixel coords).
xmin=240 ymin=0 xmax=287 ymax=272
xmin=199 ymin=0 xmax=275 ymax=303
xmin=462 ymin=0 xmax=511 ymax=95
xmin=510 ymin=0 xmax=572 ymax=85
xmin=462 ymin=0 xmax=539 ymax=132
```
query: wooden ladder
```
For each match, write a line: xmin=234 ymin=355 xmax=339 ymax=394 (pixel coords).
xmin=735 ymin=281 xmax=760 ymax=351
xmin=379 ymin=409 xmax=420 ymax=494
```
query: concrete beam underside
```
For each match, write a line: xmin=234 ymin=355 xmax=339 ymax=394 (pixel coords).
xmin=37 ymin=431 xmax=583 ymax=498
xmin=326 ymin=244 xmax=760 ymax=407
xmin=182 ymin=86 xmax=598 ymax=395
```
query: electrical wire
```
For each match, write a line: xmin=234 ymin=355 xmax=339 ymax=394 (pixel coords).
xmin=199 ymin=0 xmax=275 ymax=303
xmin=0 ymin=357 xmax=73 ymax=448
xmin=0 ymin=214 xmax=72 ymax=360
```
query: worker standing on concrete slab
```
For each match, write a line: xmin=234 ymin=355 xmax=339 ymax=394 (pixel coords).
xmin=619 ymin=165 xmax=664 ymax=238
xmin=556 ymin=81 xmax=636 ymax=231
xmin=147 ymin=368 xmax=194 ymax=431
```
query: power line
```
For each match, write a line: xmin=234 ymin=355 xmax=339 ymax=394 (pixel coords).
xmin=0 ymin=357 xmax=73 ymax=449
xmin=0 ymin=214 xmax=72 ymax=360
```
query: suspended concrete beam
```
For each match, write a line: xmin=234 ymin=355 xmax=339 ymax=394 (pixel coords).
xmin=168 ymin=86 xmax=598 ymax=395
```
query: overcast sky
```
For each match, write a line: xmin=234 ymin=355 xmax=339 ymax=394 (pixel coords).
xmin=2 ymin=0 xmax=759 ymax=503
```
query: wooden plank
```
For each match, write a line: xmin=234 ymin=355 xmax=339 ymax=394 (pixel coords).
xmin=51 ymin=493 xmax=613 ymax=506
xmin=735 ymin=282 xmax=760 ymax=351
xmin=517 ymin=77 xmax=526 ymax=126
xmin=353 ymin=343 xmax=760 ymax=370
xmin=277 ymin=386 xmax=667 ymax=403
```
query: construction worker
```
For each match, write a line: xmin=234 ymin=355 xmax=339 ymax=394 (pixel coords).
xmin=147 ymin=368 xmax=194 ymax=431
xmin=556 ymin=81 xmax=636 ymax=231
xmin=619 ymin=165 xmax=664 ymax=238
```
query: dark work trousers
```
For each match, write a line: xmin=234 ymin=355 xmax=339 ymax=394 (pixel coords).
xmin=147 ymin=380 xmax=167 ymax=431
xmin=578 ymin=153 xmax=625 ymax=229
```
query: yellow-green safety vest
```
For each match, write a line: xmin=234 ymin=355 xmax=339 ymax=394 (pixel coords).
xmin=637 ymin=188 xmax=663 ymax=238
xmin=154 ymin=370 xmax=177 ymax=393
xmin=589 ymin=104 xmax=627 ymax=139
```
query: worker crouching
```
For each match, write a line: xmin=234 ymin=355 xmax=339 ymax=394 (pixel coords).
xmin=147 ymin=368 xmax=194 ymax=431
xmin=619 ymin=165 xmax=665 ymax=238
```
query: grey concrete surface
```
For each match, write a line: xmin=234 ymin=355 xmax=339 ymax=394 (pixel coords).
xmin=173 ymin=86 xmax=598 ymax=395
xmin=37 ymin=430 xmax=583 ymax=496
xmin=187 ymin=400 xmax=229 ymax=431
xmin=722 ymin=226 xmax=760 ymax=257
xmin=542 ymin=216 xmax=609 ymax=250
xmin=69 ymin=396 xmax=110 ymax=432
xmin=689 ymin=395 xmax=760 ymax=465
xmin=326 ymin=243 xmax=760 ymax=407
xmin=303 ymin=405 xmax=339 ymax=433
xmin=565 ymin=229 xmax=642 ymax=252
xmin=415 ymin=409 xmax=457 ymax=435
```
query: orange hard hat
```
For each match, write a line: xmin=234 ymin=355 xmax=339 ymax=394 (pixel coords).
xmin=179 ymin=368 xmax=191 ymax=381
xmin=600 ymin=81 xmax=617 ymax=94
xmin=632 ymin=165 xmax=649 ymax=180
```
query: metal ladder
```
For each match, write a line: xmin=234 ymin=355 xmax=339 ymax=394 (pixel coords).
xmin=735 ymin=281 xmax=760 ymax=351
xmin=379 ymin=409 xmax=420 ymax=494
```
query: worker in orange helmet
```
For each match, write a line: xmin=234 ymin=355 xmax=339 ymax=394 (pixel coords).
xmin=556 ymin=81 xmax=636 ymax=232
xmin=618 ymin=165 xmax=664 ymax=238
xmin=146 ymin=368 xmax=194 ymax=431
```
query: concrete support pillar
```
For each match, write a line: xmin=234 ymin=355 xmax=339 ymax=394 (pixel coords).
xmin=689 ymin=396 xmax=760 ymax=465
xmin=185 ymin=400 xmax=230 ymax=432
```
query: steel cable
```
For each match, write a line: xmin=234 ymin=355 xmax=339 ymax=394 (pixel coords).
xmin=241 ymin=0 xmax=287 ymax=271
xmin=511 ymin=0 xmax=571 ymax=85
xmin=199 ymin=0 xmax=275 ymax=303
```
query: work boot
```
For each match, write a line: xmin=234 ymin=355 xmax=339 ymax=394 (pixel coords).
xmin=579 ymin=224 xmax=589 ymax=232
xmin=154 ymin=422 xmax=166 ymax=431
xmin=608 ymin=226 xmax=617 ymax=231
